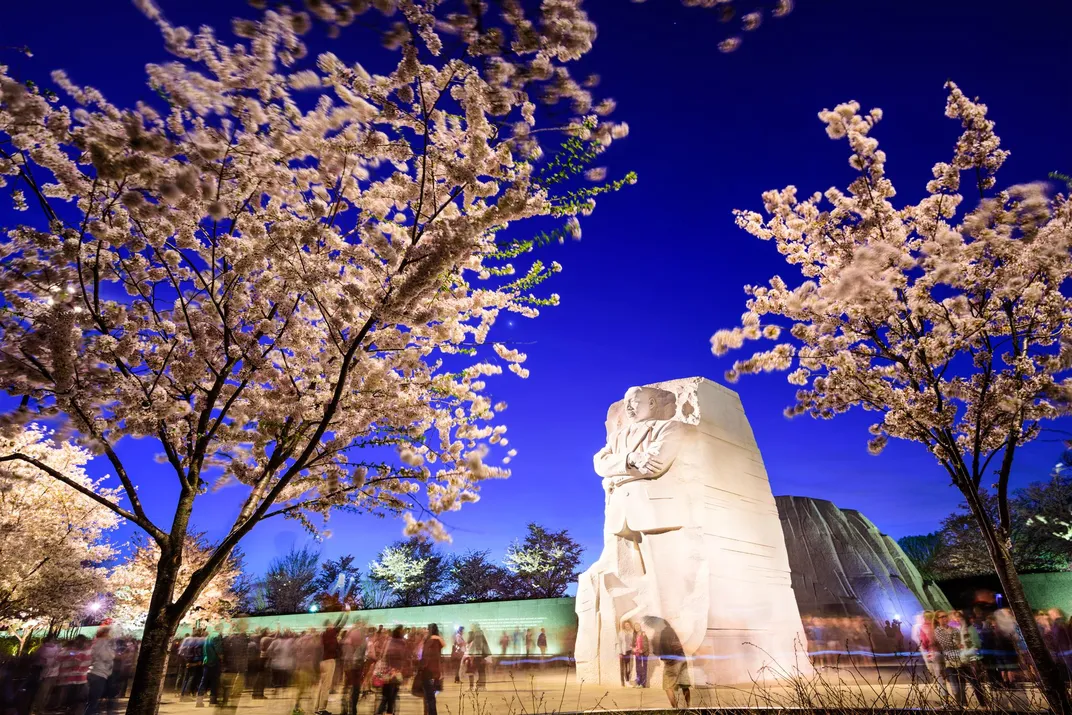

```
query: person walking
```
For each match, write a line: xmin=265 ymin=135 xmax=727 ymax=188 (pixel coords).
xmin=179 ymin=630 xmax=206 ymax=700
xmin=198 ymin=627 xmax=224 ymax=707
xmin=58 ymin=636 xmax=92 ymax=715
xmin=617 ymin=621 xmax=634 ymax=687
xmin=451 ymin=628 xmax=465 ymax=684
xmin=633 ymin=623 xmax=651 ymax=688
xmin=417 ymin=625 xmax=444 ymax=715
xmin=467 ymin=625 xmax=490 ymax=692
xmin=960 ymin=611 xmax=988 ymax=707
xmin=645 ymin=619 xmax=690 ymax=709
xmin=933 ymin=611 xmax=966 ymax=706
xmin=536 ymin=628 xmax=547 ymax=668
xmin=342 ymin=627 xmax=368 ymax=715
xmin=373 ymin=627 xmax=406 ymax=715
xmin=498 ymin=632 xmax=509 ymax=658
xmin=316 ymin=621 xmax=341 ymax=715
xmin=84 ymin=628 xmax=115 ymax=715
xmin=219 ymin=624 xmax=249 ymax=713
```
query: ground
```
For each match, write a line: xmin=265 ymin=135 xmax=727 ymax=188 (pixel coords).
xmin=153 ymin=663 xmax=1048 ymax=714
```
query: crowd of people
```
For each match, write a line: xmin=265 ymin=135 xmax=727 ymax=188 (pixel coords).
xmin=9 ymin=600 xmax=1072 ymax=713
xmin=166 ymin=621 xmax=562 ymax=715
xmin=610 ymin=617 xmax=692 ymax=709
xmin=801 ymin=601 xmax=1072 ymax=708
xmin=0 ymin=619 xmax=565 ymax=715
xmin=0 ymin=627 xmax=137 ymax=715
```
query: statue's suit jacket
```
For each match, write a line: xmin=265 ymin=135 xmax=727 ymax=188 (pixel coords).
xmin=593 ymin=419 xmax=685 ymax=535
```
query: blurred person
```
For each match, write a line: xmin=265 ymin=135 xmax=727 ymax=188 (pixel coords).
xmin=167 ymin=639 xmax=183 ymax=693
xmin=316 ymin=619 xmax=341 ymax=715
xmin=537 ymin=629 xmax=547 ymax=664
xmin=1044 ymin=608 xmax=1072 ymax=680
xmin=417 ymin=624 xmax=444 ymax=715
xmin=179 ymin=630 xmax=206 ymax=700
xmin=84 ymin=626 xmax=115 ymax=715
xmin=633 ymin=621 xmax=651 ymax=688
xmin=991 ymin=609 xmax=1025 ymax=686
xmin=403 ymin=628 xmax=421 ymax=681
xmin=960 ymin=611 xmax=988 ymax=707
xmin=643 ymin=618 xmax=690 ymax=708
xmin=373 ymin=626 xmax=406 ymax=715
xmin=825 ymin=617 xmax=844 ymax=667
xmin=57 ymin=636 xmax=92 ymax=715
xmin=617 ymin=621 xmax=634 ymax=687
xmin=266 ymin=631 xmax=293 ymax=694
xmin=247 ymin=630 xmax=266 ymax=700
xmin=466 ymin=625 xmax=490 ymax=692
xmin=450 ymin=628 xmax=465 ymax=684
xmin=511 ymin=628 xmax=521 ymax=655
xmin=498 ymin=631 xmax=509 ymax=658
xmin=934 ymin=611 xmax=966 ymax=706
xmin=219 ymin=622 xmax=250 ymax=713
xmin=111 ymin=639 xmax=136 ymax=700
xmin=33 ymin=637 xmax=61 ymax=713
xmin=341 ymin=626 xmax=368 ymax=715
xmin=524 ymin=629 xmax=534 ymax=659
xmin=914 ymin=611 xmax=943 ymax=682
xmin=293 ymin=629 xmax=323 ymax=714
xmin=197 ymin=626 xmax=225 ymax=707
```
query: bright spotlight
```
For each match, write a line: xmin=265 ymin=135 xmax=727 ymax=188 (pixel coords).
xmin=88 ymin=601 xmax=103 ymax=613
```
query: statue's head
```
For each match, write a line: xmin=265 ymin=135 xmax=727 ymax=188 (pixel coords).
xmin=624 ymin=386 xmax=676 ymax=423
xmin=605 ymin=401 xmax=627 ymax=438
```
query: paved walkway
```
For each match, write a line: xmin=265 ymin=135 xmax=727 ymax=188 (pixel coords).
xmin=154 ymin=667 xmax=1047 ymax=714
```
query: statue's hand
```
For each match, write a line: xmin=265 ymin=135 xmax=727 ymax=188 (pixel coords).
xmin=628 ymin=451 xmax=666 ymax=475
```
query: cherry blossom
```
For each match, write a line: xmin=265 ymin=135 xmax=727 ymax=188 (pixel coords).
xmin=108 ymin=533 xmax=242 ymax=635
xmin=0 ymin=0 xmax=629 ymax=709
xmin=0 ymin=425 xmax=118 ymax=629
xmin=713 ymin=82 xmax=1072 ymax=713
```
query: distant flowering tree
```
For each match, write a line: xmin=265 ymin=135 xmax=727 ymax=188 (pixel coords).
xmin=503 ymin=522 xmax=583 ymax=598
xmin=0 ymin=425 xmax=117 ymax=629
xmin=712 ymin=82 xmax=1072 ymax=712
xmin=0 ymin=0 xmax=630 ymax=709
xmin=368 ymin=536 xmax=451 ymax=606
xmin=108 ymin=533 xmax=242 ymax=635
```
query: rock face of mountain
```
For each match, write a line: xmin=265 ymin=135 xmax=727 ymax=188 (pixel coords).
xmin=775 ymin=495 xmax=951 ymax=622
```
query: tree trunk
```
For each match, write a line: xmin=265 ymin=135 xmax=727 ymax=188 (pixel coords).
xmin=125 ymin=552 xmax=182 ymax=715
xmin=964 ymin=487 xmax=1072 ymax=714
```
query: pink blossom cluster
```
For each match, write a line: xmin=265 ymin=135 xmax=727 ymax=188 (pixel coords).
xmin=0 ymin=0 xmax=625 ymax=574
xmin=713 ymin=83 xmax=1072 ymax=485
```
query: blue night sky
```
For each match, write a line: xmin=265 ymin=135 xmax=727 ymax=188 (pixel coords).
xmin=2 ymin=0 xmax=1071 ymax=580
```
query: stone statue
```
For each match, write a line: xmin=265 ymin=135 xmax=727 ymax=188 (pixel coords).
xmin=576 ymin=378 xmax=812 ymax=687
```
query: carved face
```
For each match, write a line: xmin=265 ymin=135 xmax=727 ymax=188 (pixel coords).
xmin=624 ymin=387 xmax=674 ymax=422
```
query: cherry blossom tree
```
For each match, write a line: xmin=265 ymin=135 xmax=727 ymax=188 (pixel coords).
xmin=503 ymin=522 xmax=583 ymax=598
xmin=368 ymin=536 xmax=451 ymax=606
xmin=712 ymin=82 xmax=1072 ymax=712
xmin=108 ymin=532 xmax=242 ymax=634
xmin=0 ymin=0 xmax=629 ymax=709
xmin=0 ymin=425 xmax=118 ymax=630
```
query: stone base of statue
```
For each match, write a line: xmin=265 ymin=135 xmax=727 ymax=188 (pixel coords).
xmin=575 ymin=377 xmax=811 ymax=687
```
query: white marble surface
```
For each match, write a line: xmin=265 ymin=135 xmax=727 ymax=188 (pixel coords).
xmin=576 ymin=377 xmax=811 ymax=686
